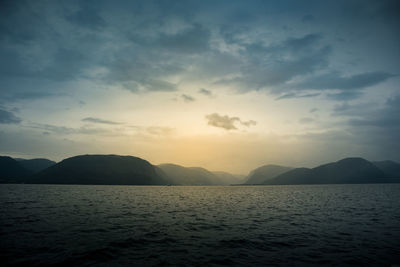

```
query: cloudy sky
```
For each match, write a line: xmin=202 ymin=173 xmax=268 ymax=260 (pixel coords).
xmin=0 ymin=0 xmax=399 ymax=173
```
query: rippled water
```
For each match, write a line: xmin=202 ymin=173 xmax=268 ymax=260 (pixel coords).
xmin=1 ymin=184 xmax=400 ymax=266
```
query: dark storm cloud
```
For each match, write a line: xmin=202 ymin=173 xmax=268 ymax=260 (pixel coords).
xmin=82 ymin=117 xmax=122 ymax=125
xmin=0 ymin=109 xmax=21 ymax=124
xmin=205 ymin=113 xmax=256 ymax=130
xmin=181 ymin=94 xmax=195 ymax=103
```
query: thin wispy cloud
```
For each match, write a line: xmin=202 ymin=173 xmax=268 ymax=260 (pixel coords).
xmin=198 ymin=88 xmax=213 ymax=97
xmin=181 ymin=94 xmax=195 ymax=103
xmin=82 ymin=117 xmax=122 ymax=125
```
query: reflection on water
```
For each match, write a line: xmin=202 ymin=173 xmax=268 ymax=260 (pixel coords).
xmin=1 ymin=184 xmax=400 ymax=266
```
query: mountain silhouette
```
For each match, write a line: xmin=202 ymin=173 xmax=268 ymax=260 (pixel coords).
xmin=373 ymin=161 xmax=400 ymax=181
xmin=212 ymin=171 xmax=246 ymax=185
xmin=158 ymin=164 xmax=220 ymax=185
xmin=0 ymin=156 xmax=31 ymax=182
xmin=32 ymin=155 xmax=168 ymax=185
xmin=264 ymin=158 xmax=388 ymax=185
xmin=1 ymin=153 xmax=399 ymax=185
xmin=16 ymin=158 xmax=56 ymax=173
xmin=245 ymin=164 xmax=292 ymax=184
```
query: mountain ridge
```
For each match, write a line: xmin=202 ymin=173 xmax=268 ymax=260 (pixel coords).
xmin=0 ymin=154 xmax=399 ymax=185
xmin=32 ymin=154 xmax=168 ymax=185
xmin=245 ymin=164 xmax=293 ymax=184
xmin=263 ymin=157 xmax=390 ymax=185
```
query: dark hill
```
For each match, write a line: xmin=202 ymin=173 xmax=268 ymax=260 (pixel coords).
xmin=0 ymin=156 xmax=31 ymax=182
xmin=245 ymin=164 xmax=292 ymax=184
xmin=373 ymin=161 xmax=400 ymax=181
xmin=16 ymin=158 xmax=56 ymax=173
xmin=158 ymin=164 xmax=222 ymax=185
xmin=264 ymin=158 xmax=389 ymax=185
xmin=32 ymin=155 xmax=167 ymax=185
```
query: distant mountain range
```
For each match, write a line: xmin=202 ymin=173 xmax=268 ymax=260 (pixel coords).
xmin=245 ymin=165 xmax=292 ymax=184
xmin=261 ymin=158 xmax=390 ymax=185
xmin=158 ymin=164 xmax=244 ymax=185
xmin=0 ymin=155 xmax=245 ymax=185
xmin=0 ymin=154 xmax=399 ymax=185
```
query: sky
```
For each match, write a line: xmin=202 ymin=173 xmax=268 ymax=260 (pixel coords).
xmin=0 ymin=0 xmax=399 ymax=174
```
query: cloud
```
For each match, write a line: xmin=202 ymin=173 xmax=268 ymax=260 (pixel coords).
xmin=349 ymin=95 xmax=400 ymax=128
xmin=283 ymin=33 xmax=322 ymax=52
xmin=66 ymin=2 xmax=106 ymax=30
xmin=206 ymin=113 xmax=239 ymax=130
xmin=181 ymin=94 xmax=195 ymax=102
xmin=275 ymin=92 xmax=320 ymax=100
xmin=1 ymin=0 xmax=396 ymax=103
xmin=205 ymin=113 xmax=256 ymax=130
xmin=198 ymin=88 xmax=212 ymax=96
xmin=25 ymin=122 xmax=122 ymax=136
xmin=0 ymin=109 xmax=21 ymax=124
xmin=82 ymin=117 xmax=122 ymax=125
xmin=239 ymin=120 xmax=257 ymax=127
xmin=326 ymin=91 xmax=363 ymax=101
xmin=156 ymin=24 xmax=211 ymax=54
xmin=298 ymin=71 xmax=394 ymax=90
xmin=302 ymin=14 xmax=315 ymax=23
xmin=217 ymin=33 xmax=331 ymax=92
xmin=103 ymin=50 xmax=181 ymax=93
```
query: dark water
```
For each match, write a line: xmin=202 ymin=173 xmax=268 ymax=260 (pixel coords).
xmin=1 ymin=184 xmax=400 ymax=266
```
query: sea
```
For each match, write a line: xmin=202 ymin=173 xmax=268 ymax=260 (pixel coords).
xmin=1 ymin=184 xmax=400 ymax=266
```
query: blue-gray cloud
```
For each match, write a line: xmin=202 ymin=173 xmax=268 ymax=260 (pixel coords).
xmin=66 ymin=1 xmax=106 ymax=30
xmin=1 ymin=0 xmax=398 ymax=101
xmin=156 ymin=24 xmax=210 ymax=54
xmin=276 ymin=92 xmax=320 ymax=100
xmin=298 ymin=71 xmax=394 ymax=91
xmin=217 ymin=33 xmax=331 ymax=92
xmin=349 ymin=95 xmax=400 ymax=128
xmin=0 ymin=108 xmax=21 ymax=124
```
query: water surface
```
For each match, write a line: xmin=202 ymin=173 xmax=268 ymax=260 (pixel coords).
xmin=1 ymin=184 xmax=399 ymax=266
